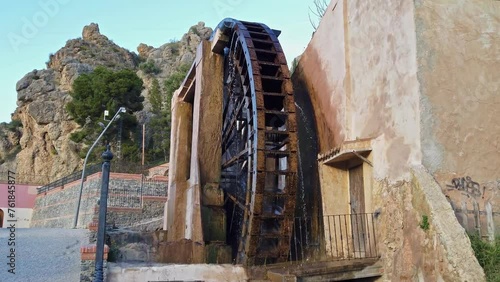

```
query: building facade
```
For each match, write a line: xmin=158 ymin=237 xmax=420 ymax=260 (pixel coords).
xmin=0 ymin=183 xmax=38 ymax=228
xmin=292 ymin=0 xmax=498 ymax=280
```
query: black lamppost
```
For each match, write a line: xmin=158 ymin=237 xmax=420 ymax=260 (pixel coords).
xmin=73 ymin=107 xmax=125 ymax=229
xmin=94 ymin=145 xmax=113 ymax=282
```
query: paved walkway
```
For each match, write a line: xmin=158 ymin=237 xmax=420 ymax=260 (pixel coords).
xmin=0 ymin=228 xmax=88 ymax=282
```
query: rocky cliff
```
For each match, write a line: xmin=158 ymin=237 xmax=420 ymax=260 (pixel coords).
xmin=136 ymin=22 xmax=212 ymax=113
xmin=0 ymin=22 xmax=211 ymax=184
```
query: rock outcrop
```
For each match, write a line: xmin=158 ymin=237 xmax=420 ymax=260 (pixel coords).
xmin=0 ymin=123 xmax=22 ymax=172
xmin=137 ymin=21 xmax=212 ymax=113
xmin=0 ymin=22 xmax=212 ymax=184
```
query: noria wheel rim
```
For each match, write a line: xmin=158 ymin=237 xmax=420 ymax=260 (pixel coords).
xmin=218 ymin=19 xmax=298 ymax=265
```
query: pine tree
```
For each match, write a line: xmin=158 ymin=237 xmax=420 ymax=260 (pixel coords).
xmin=149 ymin=78 xmax=162 ymax=114
xmin=148 ymin=78 xmax=169 ymax=162
xmin=66 ymin=66 xmax=144 ymax=162
xmin=146 ymin=64 xmax=190 ymax=163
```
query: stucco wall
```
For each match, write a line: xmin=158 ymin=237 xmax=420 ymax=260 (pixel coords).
xmin=0 ymin=208 xmax=32 ymax=228
xmin=296 ymin=0 xmax=347 ymax=152
xmin=347 ymin=0 xmax=422 ymax=182
xmin=0 ymin=183 xmax=38 ymax=228
xmin=0 ymin=183 xmax=38 ymax=208
xmin=417 ymin=0 xmax=500 ymax=179
xmin=415 ymin=0 xmax=500 ymax=237
xmin=296 ymin=0 xmax=422 ymax=183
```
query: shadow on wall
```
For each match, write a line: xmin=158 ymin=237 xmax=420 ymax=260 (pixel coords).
xmin=291 ymin=65 xmax=322 ymax=227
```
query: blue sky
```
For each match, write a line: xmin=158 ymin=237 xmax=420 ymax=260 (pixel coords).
xmin=0 ymin=0 xmax=316 ymax=123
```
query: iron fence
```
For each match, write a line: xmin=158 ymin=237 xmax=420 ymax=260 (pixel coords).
xmin=289 ymin=213 xmax=379 ymax=263
xmin=37 ymin=163 xmax=101 ymax=194
xmin=36 ymin=161 xmax=166 ymax=194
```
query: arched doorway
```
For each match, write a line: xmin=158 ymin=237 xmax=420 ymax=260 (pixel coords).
xmin=0 ymin=209 xmax=4 ymax=228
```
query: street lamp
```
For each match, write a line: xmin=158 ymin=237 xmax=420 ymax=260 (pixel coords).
xmin=73 ymin=107 xmax=127 ymax=229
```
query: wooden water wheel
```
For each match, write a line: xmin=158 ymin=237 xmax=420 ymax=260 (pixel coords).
xmin=216 ymin=19 xmax=298 ymax=265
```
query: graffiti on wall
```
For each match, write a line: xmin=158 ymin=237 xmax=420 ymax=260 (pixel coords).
xmin=446 ymin=176 xmax=483 ymax=197
xmin=444 ymin=176 xmax=499 ymax=239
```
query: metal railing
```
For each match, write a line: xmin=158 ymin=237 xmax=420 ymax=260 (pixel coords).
xmin=37 ymin=161 xmax=167 ymax=194
xmin=37 ymin=163 xmax=101 ymax=194
xmin=289 ymin=213 xmax=379 ymax=263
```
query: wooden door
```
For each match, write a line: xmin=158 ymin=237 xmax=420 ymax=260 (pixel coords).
xmin=349 ymin=164 xmax=365 ymax=257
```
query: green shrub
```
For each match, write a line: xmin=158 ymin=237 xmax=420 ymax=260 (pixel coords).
xmin=137 ymin=56 xmax=146 ymax=63
xmin=50 ymin=145 xmax=58 ymax=155
xmin=106 ymin=237 xmax=120 ymax=262
xmin=121 ymin=141 xmax=140 ymax=163
xmin=5 ymin=145 xmax=21 ymax=161
xmin=189 ymin=26 xmax=201 ymax=36
xmin=139 ymin=60 xmax=161 ymax=75
xmin=78 ymin=150 xmax=86 ymax=159
xmin=164 ymin=63 xmax=190 ymax=99
xmin=70 ymin=130 xmax=88 ymax=143
xmin=7 ymin=119 xmax=22 ymax=132
xmin=419 ymin=215 xmax=430 ymax=231
xmin=168 ymin=40 xmax=181 ymax=56
xmin=469 ymin=233 xmax=500 ymax=281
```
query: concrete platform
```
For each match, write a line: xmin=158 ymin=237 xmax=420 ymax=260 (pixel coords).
xmin=106 ymin=258 xmax=382 ymax=282
xmin=249 ymin=258 xmax=382 ymax=282
xmin=107 ymin=262 xmax=248 ymax=282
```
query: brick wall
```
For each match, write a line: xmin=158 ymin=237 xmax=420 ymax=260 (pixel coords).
xmin=80 ymin=244 xmax=109 ymax=282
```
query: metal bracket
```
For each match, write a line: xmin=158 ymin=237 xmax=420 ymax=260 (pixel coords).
xmin=351 ymin=150 xmax=373 ymax=167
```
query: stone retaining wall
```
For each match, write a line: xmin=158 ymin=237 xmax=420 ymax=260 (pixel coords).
xmin=31 ymin=173 xmax=101 ymax=228
xmin=31 ymin=172 xmax=167 ymax=228
xmin=107 ymin=200 xmax=166 ymax=227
